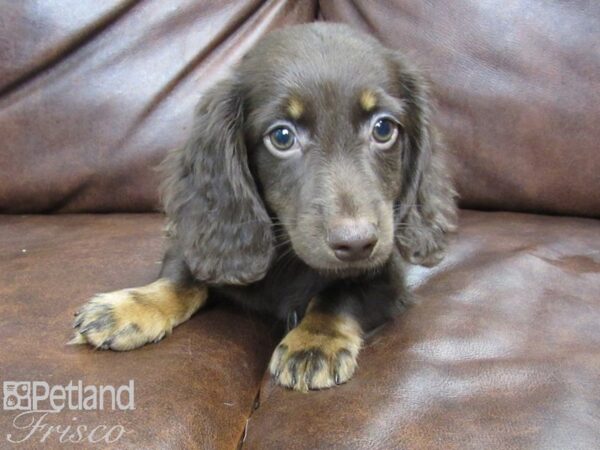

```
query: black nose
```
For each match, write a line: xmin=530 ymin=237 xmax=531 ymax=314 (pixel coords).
xmin=327 ymin=220 xmax=378 ymax=262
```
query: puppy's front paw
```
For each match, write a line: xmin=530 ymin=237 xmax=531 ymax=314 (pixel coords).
xmin=269 ymin=313 xmax=362 ymax=391
xmin=70 ymin=288 xmax=172 ymax=351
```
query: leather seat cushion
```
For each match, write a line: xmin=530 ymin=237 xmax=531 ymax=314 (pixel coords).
xmin=243 ymin=210 xmax=600 ymax=449
xmin=0 ymin=214 xmax=275 ymax=449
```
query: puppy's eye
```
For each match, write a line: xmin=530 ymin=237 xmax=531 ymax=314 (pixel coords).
xmin=269 ymin=127 xmax=295 ymax=150
xmin=372 ymin=118 xmax=397 ymax=143
xmin=264 ymin=123 xmax=301 ymax=158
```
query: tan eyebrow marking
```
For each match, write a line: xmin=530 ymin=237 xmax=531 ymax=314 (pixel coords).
xmin=359 ymin=89 xmax=377 ymax=112
xmin=287 ymin=97 xmax=304 ymax=120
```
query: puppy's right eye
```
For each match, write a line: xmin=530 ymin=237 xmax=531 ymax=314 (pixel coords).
xmin=264 ymin=123 xmax=301 ymax=158
xmin=269 ymin=127 xmax=295 ymax=150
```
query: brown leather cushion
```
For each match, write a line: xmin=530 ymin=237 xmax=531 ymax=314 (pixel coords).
xmin=321 ymin=1 xmax=600 ymax=218
xmin=1 ymin=211 xmax=598 ymax=447
xmin=0 ymin=0 xmax=316 ymax=213
xmin=244 ymin=210 xmax=600 ymax=449
xmin=0 ymin=214 xmax=275 ymax=449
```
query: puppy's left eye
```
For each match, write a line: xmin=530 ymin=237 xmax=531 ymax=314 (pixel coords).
xmin=372 ymin=118 xmax=398 ymax=145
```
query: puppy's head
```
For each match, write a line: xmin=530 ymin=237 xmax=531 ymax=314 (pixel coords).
xmin=162 ymin=23 xmax=455 ymax=285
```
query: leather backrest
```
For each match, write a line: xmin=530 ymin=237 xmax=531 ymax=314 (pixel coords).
xmin=0 ymin=0 xmax=317 ymax=212
xmin=321 ymin=0 xmax=600 ymax=217
xmin=2 ymin=1 xmax=598 ymax=217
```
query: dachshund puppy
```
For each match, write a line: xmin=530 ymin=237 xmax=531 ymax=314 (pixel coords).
xmin=71 ymin=23 xmax=456 ymax=391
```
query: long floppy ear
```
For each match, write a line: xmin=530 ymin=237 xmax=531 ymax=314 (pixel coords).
xmin=390 ymin=53 xmax=458 ymax=267
xmin=160 ymin=76 xmax=273 ymax=285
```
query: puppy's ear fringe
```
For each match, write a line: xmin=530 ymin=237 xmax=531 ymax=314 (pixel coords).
xmin=159 ymin=77 xmax=274 ymax=285
xmin=390 ymin=52 xmax=458 ymax=267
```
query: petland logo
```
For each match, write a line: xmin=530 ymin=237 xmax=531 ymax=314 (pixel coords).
xmin=3 ymin=380 xmax=134 ymax=444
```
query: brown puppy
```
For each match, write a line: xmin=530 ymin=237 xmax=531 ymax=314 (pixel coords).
xmin=71 ymin=23 xmax=457 ymax=392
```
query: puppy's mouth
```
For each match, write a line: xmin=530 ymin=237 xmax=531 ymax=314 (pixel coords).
xmin=278 ymin=214 xmax=395 ymax=276
xmin=318 ymin=251 xmax=391 ymax=277
xmin=309 ymin=250 xmax=392 ymax=280
xmin=287 ymin=237 xmax=394 ymax=277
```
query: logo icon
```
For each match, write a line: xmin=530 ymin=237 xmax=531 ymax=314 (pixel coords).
xmin=3 ymin=382 xmax=31 ymax=411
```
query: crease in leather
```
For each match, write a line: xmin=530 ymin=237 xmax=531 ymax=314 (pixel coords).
xmin=0 ymin=0 xmax=142 ymax=100
xmin=128 ymin=0 xmax=265 ymax=132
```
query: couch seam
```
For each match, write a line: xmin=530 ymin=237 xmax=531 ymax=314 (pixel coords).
xmin=236 ymin=378 xmax=264 ymax=449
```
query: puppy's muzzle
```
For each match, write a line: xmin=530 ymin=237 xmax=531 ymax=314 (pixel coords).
xmin=327 ymin=218 xmax=378 ymax=262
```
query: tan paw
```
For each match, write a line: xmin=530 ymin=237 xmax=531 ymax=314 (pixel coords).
xmin=71 ymin=289 xmax=172 ymax=351
xmin=70 ymin=279 xmax=207 ymax=351
xmin=269 ymin=313 xmax=362 ymax=391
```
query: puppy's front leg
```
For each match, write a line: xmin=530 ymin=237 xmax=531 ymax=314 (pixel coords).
xmin=70 ymin=278 xmax=207 ymax=351
xmin=269 ymin=300 xmax=363 ymax=392
xmin=270 ymin=252 xmax=408 ymax=391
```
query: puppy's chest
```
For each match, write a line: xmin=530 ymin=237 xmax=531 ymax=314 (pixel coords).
xmin=213 ymin=258 xmax=328 ymax=321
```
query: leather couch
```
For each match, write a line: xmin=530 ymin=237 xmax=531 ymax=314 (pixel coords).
xmin=1 ymin=1 xmax=598 ymax=448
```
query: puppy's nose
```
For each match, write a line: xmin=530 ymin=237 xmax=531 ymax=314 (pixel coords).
xmin=327 ymin=219 xmax=378 ymax=262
